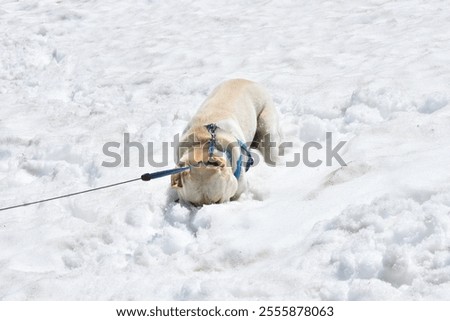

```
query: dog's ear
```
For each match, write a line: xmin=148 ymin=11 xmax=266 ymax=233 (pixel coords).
xmin=171 ymin=173 xmax=183 ymax=188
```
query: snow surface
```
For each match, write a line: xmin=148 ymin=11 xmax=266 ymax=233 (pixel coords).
xmin=1 ymin=0 xmax=450 ymax=300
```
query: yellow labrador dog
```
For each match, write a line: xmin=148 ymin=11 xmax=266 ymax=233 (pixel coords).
xmin=171 ymin=79 xmax=282 ymax=206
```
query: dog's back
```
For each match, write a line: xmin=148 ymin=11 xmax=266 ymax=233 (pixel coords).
xmin=187 ymin=79 xmax=272 ymax=142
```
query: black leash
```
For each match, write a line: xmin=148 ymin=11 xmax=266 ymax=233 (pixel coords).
xmin=0 ymin=166 xmax=190 ymax=212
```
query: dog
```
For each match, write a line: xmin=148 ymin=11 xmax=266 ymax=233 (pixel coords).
xmin=171 ymin=79 xmax=282 ymax=206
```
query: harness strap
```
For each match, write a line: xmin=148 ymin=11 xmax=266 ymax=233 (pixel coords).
xmin=205 ymin=123 xmax=253 ymax=179
xmin=237 ymin=139 xmax=254 ymax=172
xmin=206 ymin=123 xmax=218 ymax=160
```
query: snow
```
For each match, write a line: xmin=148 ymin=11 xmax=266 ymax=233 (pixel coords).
xmin=1 ymin=0 xmax=450 ymax=300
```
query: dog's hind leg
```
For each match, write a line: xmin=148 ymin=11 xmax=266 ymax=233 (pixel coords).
xmin=252 ymin=100 xmax=283 ymax=166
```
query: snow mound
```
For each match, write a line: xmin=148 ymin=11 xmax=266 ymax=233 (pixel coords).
xmin=299 ymin=193 xmax=450 ymax=300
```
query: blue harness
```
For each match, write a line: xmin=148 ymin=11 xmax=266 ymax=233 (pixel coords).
xmin=205 ymin=123 xmax=254 ymax=179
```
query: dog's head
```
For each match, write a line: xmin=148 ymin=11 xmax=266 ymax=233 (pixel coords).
xmin=171 ymin=146 xmax=238 ymax=206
